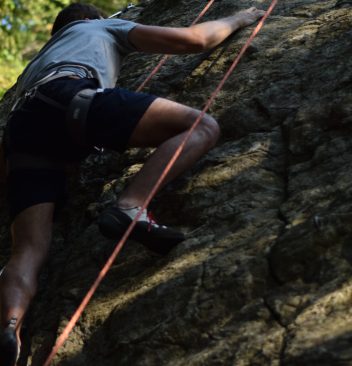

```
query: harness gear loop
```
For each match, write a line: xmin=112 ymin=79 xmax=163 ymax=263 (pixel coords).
xmin=66 ymin=88 xmax=103 ymax=150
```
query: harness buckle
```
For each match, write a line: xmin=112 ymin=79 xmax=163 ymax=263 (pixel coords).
xmin=24 ymin=87 xmax=37 ymax=99
xmin=94 ymin=146 xmax=105 ymax=154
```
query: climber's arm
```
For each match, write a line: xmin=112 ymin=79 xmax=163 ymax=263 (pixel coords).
xmin=128 ymin=7 xmax=265 ymax=54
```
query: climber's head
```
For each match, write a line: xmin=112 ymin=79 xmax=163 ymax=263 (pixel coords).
xmin=51 ymin=3 xmax=106 ymax=36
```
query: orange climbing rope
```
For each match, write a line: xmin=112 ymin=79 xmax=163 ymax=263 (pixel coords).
xmin=43 ymin=1 xmax=278 ymax=364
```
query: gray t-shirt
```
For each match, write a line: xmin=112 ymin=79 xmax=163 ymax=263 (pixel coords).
xmin=16 ymin=18 xmax=138 ymax=97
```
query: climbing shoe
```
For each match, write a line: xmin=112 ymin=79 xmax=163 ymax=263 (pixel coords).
xmin=98 ymin=206 xmax=185 ymax=255
xmin=0 ymin=320 xmax=19 ymax=366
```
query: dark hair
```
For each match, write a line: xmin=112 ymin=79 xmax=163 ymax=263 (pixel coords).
xmin=51 ymin=3 xmax=105 ymax=36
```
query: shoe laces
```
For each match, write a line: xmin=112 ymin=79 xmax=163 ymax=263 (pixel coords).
xmin=146 ymin=211 xmax=167 ymax=231
xmin=147 ymin=211 xmax=157 ymax=232
xmin=119 ymin=206 xmax=167 ymax=230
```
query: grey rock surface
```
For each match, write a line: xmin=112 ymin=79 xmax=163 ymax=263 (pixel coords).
xmin=1 ymin=0 xmax=352 ymax=365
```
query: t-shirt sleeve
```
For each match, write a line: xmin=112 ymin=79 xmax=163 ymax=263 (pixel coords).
xmin=103 ymin=19 xmax=138 ymax=54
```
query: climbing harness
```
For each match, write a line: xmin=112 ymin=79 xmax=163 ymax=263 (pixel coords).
xmin=6 ymin=66 xmax=102 ymax=171
xmin=10 ymin=71 xmax=74 ymax=114
xmin=43 ymin=1 xmax=278 ymax=365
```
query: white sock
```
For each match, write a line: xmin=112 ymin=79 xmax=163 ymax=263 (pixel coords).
xmin=119 ymin=207 xmax=148 ymax=222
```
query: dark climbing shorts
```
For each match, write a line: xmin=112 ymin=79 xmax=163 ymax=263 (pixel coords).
xmin=6 ymin=77 xmax=157 ymax=221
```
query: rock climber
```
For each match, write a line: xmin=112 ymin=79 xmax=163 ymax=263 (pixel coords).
xmin=0 ymin=3 xmax=265 ymax=364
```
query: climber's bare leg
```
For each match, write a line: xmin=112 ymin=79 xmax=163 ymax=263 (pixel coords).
xmin=0 ymin=203 xmax=54 ymax=341
xmin=117 ymin=97 xmax=220 ymax=208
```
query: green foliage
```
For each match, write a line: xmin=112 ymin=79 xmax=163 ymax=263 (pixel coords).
xmin=0 ymin=0 xmax=139 ymax=94
xmin=0 ymin=0 xmax=70 ymax=60
xmin=0 ymin=59 xmax=25 ymax=98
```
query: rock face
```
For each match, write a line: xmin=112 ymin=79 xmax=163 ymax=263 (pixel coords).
xmin=1 ymin=0 xmax=352 ymax=365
